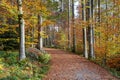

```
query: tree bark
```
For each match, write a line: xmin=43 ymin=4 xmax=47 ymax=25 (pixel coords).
xmin=17 ymin=0 xmax=26 ymax=60
xmin=60 ymin=0 xmax=64 ymax=12
xmin=98 ymin=0 xmax=101 ymax=48
xmin=72 ymin=0 xmax=76 ymax=52
xmin=68 ymin=0 xmax=71 ymax=49
xmin=38 ymin=14 xmax=43 ymax=50
xmin=88 ymin=0 xmax=95 ymax=58
xmin=82 ymin=0 xmax=88 ymax=58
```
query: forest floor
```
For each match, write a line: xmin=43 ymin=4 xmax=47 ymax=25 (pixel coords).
xmin=43 ymin=48 xmax=119 ymax=80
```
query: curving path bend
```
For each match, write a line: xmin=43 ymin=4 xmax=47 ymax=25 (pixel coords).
xmin=43 ymin=48 xmax=118 ymax=80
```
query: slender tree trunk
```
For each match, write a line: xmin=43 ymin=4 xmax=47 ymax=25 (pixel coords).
xmin=89 ymin=0 xmax=95 ymax=58
xmin=17 ymin=0 xmax=26 ymax=60
xmin=98 ymin=0 xmax=101 ymax=47
xmin=60 ymin=0 xmax=64 ymax=12
xmin=32 ymin=25 xmax=35 ymax=48
xmin=83 ymin=28 xmax=88 ymax=58
xmin=38 ymin=14 xmax=43 ymax=50
xmin=43 ymin=27 xmax=47 ymax=47
xmin=72 ymin=0 xmax=76 ymax=52
xmin=51 ymin=26 xmax=54 ymax=46
xmin=82 ymin=0 xmax=88 ymax=58
xmin=68 ymin=0 xmax=71 ymax=49
xmin=98 ymin=0 xmax=101 ymax=23
xmin=47 ymin=27 xmax=50 ymax=47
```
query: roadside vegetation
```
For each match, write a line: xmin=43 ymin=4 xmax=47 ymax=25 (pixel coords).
xmin=0 ymin=50 xmax=51 ymax=80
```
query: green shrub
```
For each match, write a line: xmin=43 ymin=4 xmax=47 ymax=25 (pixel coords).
xmin=0 ymin=76 xmax=19 ymax=80
xmin=40 ymin=65 xmax=50 ymax=74
xmin=1 ymin=52 xmax=18 ymax=66
xmin=0 ymin=51 xmax=51 ymax=80
xmin=38 ymin=53 xmax=51 ymax=64
xmin=109 ymin=68 xmax=120 ymax=78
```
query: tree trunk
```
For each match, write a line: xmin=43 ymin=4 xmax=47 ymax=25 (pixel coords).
xmin=82 ymin=0 xmax=88 ymax=58
xmin=98 ymin=0 xmax=101 ymax=48
xmin=83 ymin=28 xmax=88 ymax=58
xmin=31 ymin=24 xmax=35 ymax=48
xmin=68 ymin=0 xmax=71 ymax=49
xmin=88 ymin=0 xmax=95 ymax=58
xmin=17 ymin=0 xmax=26 ymax=60
xmin=60 ymin=0 xmax=64 ymax=12
xmin=38 ymin=14 xmax=43 ymax=50
xmin=72 ymin=0 xmax=76 ymax=52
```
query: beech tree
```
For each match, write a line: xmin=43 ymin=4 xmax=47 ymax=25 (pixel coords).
xmin=38 ymin=15 xmax=43 ymax=50
xmin=17 ymin=0 xmax=26 ymax=60
xmin=68 ymin=0 xmax=71 ymax=49
xmin=88 ymin=0 xmax=95 ymax=58
xmin=0 ymin=0 xmax=120 ymax=73
xmin=82 ymin=0 xmax=88 ymax=58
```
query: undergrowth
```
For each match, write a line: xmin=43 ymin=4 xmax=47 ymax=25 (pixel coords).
xmin=91 ymin=55 xmax=120 ymax=79
xmin=0 ymin=51 xmax=51 ymax=80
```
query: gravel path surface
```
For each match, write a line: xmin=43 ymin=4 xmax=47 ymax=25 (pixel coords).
xmin=43 ymin=48 xmax=119 ymax=80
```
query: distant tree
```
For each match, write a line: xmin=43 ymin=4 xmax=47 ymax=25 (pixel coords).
xmin=68 ymin=0 xmax=71 ymax=49
xmin=72 ymin=0 xmax=76 ymax=52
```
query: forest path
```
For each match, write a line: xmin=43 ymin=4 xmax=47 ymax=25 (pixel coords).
xmin=43 ymin=48 xmax=118 ymax=80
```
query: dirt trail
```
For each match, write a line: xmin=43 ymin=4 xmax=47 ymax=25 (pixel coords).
xmin=43 ymin=48 xmax=118 ymax=80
